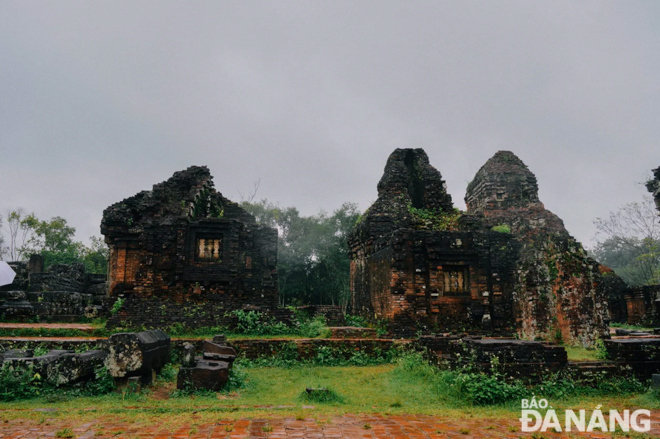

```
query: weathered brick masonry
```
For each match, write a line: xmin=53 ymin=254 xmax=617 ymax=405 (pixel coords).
xmin=349 ymin=149 xmax=520 ymax=337
xmin=350 ymin=149 xmax=616 ymax=346
xmin=0 ymin=259 xmax=107 ymax=321
xmin=102 ymin=166 xmax=284 ymax=328
xmin=466 ymin=151 xmax=613 ymax=347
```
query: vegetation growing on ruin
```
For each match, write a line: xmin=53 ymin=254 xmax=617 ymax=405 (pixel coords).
xmin=491 ymin=224 xmax=511 ymax=234
xmin=407 ymin=206 xmax=462 ymax=231
xmin=189 ymin=187 xmax=224 ymax=220
xmin=0 ymin=311 xmax=332 ymax=339
xmin=227 ymin=310 xmax=331 ymax=338
xmin=0 ymin=363 xmax=114 ymax=402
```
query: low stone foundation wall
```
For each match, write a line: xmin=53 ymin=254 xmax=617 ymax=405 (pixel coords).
xmin=10 ymin=334 xmax=659 ymax=384
xmin=170 ymin=338 xmax=410 ymax=361
xmin=0 ymin=337 xmax=411 ymax=362
xmin=105 ymin=295 xmax=295 ymax=330
xmin=417 ymin=335 xmax=569 ymax=382
xmin=297 ymin=305 xmax=345 ymax=326
xmin=329 ymin=327 xmax=377 ymax=339
xmin=604 ymin=338 xmax=660 ymax=379
xmin=455 ymin=338 xmax=568 ymax=380
xmin=0 ymin=290 xmax=96 ymax=321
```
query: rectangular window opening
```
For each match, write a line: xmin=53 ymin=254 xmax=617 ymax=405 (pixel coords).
xmin=197 ymin=237 xmax=222 ymax=261
xmin=443 ymin=266 xmax=469 ymax=295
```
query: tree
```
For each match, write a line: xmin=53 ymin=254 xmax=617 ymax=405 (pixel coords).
xmin=5 ymin=209 xmax=39 ymax=261
xmin=592 ymin=196 xmax=660 ymax=285
xmin=241 ymin=199 xmax=361 ymax=309
xmin=80 ymin=236 xmax=109 ymax=274
xmin=1 ymin=210 xmax=109 ymax=274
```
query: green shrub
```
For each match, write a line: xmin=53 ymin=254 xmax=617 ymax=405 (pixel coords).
xmin=594 ymin=337 xmax=609 ymax=360
xmin=225 ymin=364 xmax=247 ymax=392
xmin=157 ymin=364 xmax=178 ymax=383
xmin=491 ymin=224 xmax=511 ymax=234
xmin=238 ymin=343 xmax=404 ymax=368
xmin=0 ymin=363 xmax=115 ymax=402
xmin=83 ymin=366 xmax=115 ymax=396
xmin=344 ymin=315 xmax=368 ymax=327
xmin=408 ymin=206 xmax=462 ymax=231
xmin=453 ymin=371 xmax=525 ymax=405
xmin=300 ymin=386 xmax=343 ymax=403
xmin=110 ymin=297 xmax=125 ymax=315
xmin=55 ymin=428 xmax=75 ymax=438
xmin=392 ymin=352 xmax=526 ymax=406
xmin=297 ymin=316 xmax=330 ymax=338
xmin=229 ymin=310 xmax=290 ymax=336
xmin=0 ymin=363 xmax=43 ymax=401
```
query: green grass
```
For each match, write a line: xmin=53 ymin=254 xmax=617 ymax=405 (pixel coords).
xmin=0 ymin=364 xmax=504 ymax=426
xmin=1 ymin=356 xmax=652 ymax=429
xmin=564 ymin=345 xmax=601 ymax=361
xmin=610 ymin=323 xmax=653 ymax=331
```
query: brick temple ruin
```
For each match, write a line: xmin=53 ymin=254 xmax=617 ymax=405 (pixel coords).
xmin=0 ymin=255 xmax=107 ymax=321
xmin=101 ymin=166 xmax=284 ymax=328
xmin=349 ymin=149 xmax=613 ymax=346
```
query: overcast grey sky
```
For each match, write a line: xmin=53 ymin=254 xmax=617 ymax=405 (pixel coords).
xmin=1 ymin=1 xmax=658 ymax=247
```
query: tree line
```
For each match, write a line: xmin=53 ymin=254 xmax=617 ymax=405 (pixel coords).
xmin=241 ymin=199 xmax=360 ymax=310
xmin=590 ymin=196 xmax=660 ymax=286
xmin=0 ymin=209 xmax=108 ymax=274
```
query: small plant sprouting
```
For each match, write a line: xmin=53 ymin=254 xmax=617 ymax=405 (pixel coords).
xmin=110 ymin=297 xmax=125 ymax=315
xmin=55 ymin=428 xmax=75 ymax=438
xmin=491 ymin=224 xmax=511 ymax=234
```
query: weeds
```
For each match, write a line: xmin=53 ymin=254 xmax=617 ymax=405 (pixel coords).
xmin=300 ymin=387 xmax=343 ymax=404
xmin=55 ymin=428 xmax=75 ymax=438
xmin=110 ymin=297 xmax=125 ymax=315
xmin=0 ymin=363 xmax=115 ymax=402
xmin=237 ymin=343 xmax=404 ymax=368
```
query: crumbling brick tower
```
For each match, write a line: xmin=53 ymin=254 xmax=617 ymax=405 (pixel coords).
xmin=349 ymin=149 xmax=519 ymax=337
xmin=466 ymin=151 xmax=610 ymax=346
xmin=101 ymin=166 xmax=279 ymax=328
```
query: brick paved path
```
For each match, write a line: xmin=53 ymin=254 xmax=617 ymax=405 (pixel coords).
xmin=2 ymin=413 xmax=659 ymax=438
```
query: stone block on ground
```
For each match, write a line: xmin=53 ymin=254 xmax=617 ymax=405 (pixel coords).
xmin=0 ymin=349 xmax=34 ymax=361
xmin=105 ymin=329 xmax=171 ymax=384
xmin=177 ymin=362 xmax=229 ymax=391
xmin=1 ymin=349 xmax=106 ymax=387
xmin=202 ymin=340 xmax=236 ymax=356
xmin=176 ymin=338 xmax=236 ymax=391
xmin=44 ymin=350 xmax=106 ymax=386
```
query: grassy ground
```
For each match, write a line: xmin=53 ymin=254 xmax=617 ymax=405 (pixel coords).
xmin=563 ymin=345 xmax=602 ymax=361
xmin=1 ymin=363 xmax=656 ymax=429
xmin=610 ymin=322 xmax=654 ymax=331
